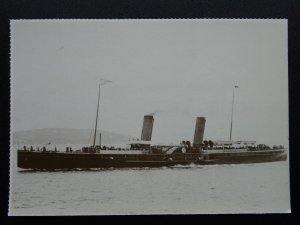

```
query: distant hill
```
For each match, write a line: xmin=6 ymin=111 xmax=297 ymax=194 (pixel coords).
xmin=12 ymin=128 xmax=136 ymax=145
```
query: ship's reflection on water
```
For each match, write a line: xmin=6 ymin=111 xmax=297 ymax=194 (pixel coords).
xmin=17 ymin=164 xmax=205 ymax=173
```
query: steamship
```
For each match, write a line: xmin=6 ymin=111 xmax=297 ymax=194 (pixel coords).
xmin=17 ymin=115 xmax=287 ymax=170
xmin=17 ymin=84 xmax=287 ymax=170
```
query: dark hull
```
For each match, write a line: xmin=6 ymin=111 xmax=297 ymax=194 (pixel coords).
xmin=17 ymin=150 xmax=287 ymax=170
xmin=17 ymin=151 xmax=201 ymax=169
xmin=200 ymin=150 xmax=287 ymax=165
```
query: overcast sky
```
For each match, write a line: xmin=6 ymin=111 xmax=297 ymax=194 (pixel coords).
xmin=11 ymin=19 xmax=288 ymax=146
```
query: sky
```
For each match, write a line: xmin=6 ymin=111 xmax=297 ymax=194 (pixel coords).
xmin=11 ymin=19 xmax=288 ymax=146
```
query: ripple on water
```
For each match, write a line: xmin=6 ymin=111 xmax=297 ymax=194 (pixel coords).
xmin=10 ymin=161 xmax=290 ymax=215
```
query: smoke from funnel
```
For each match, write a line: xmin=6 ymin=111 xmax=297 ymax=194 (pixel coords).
xmin=141 ymin=115 xmax=154 ymax=141
xmin=147 ymin=108 xmax=197 ymax=118
xmin=193 ymin=117 xmax=206 ymax=147
xmin=147 ymin=110 xmax=163 ymax=116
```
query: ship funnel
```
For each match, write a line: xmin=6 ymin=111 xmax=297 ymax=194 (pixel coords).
xmin=193 ymin=117 xmax=206 ymax=147
xmin=141 ymin=115 xmax=154 ymax=141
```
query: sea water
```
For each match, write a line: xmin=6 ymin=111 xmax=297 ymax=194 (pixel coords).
xmin=9 ymin=147 xmax=290 ymax=215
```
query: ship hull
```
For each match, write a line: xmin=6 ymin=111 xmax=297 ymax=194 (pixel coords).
xmin=200 ymin=150 xmax=287 ymax=165
xmin=17 ymin=150 xmax=287 ymax=170
xmin=17 ymin=151 xmax=202 ymax=169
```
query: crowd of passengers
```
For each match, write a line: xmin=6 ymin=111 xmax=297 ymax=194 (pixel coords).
xmin=21 ymin=146 xmax=59 ymax=152
xmin=20 ymin=142 xmax=284 ymax=153
xmin=202 ymin=145 xmax=284 ymax=150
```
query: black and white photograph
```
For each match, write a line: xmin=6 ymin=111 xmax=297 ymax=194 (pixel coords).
xmin=9 ymin=19 xmax=290 ymax=215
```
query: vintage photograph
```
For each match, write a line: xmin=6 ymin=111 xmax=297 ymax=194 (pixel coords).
xmin=9 ymin=19 xmax=290 ymax=215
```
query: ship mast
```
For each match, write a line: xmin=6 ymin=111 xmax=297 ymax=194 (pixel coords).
xmin=93 ymin=84 xmax=101 ymax=148
xmin=229 ymin=85 xmax=238 ymax=141
xmin=92 ymin=79 xmax=112 ymax=148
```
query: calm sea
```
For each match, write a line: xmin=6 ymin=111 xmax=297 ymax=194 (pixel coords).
xmin=9 ymin=146 xmax=290 ymax=215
